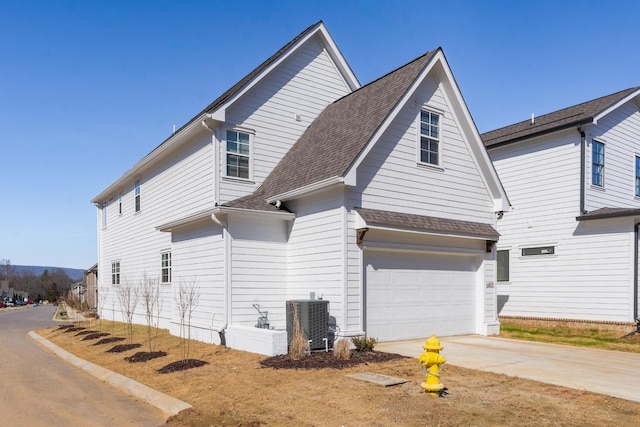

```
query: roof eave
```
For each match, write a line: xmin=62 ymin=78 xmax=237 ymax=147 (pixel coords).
xmin=485 ymin=118 xmax=595 ymax=149
xmin=265 ymin=176 xmax=345 ymax=203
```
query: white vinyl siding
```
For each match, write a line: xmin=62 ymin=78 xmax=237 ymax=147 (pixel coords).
xmin=585 ymin=101 xmax=640 ymax=209
xmin=228 ymin=216 xmax=288 ymax=326
xmin=350 ymin=75 xmax=494 ymax=224
xmin=286 ymin=189 xmax=346 ymax=324
xmin=219 ymin=37 xmax=352 ymax=203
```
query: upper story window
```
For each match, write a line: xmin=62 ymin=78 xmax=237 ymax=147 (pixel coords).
xmin=134 ymin=180 xmax=141 ymax=212
xmin=635 ymin=156 xmax=640 ymax=197
xmin=118 ymin=192 xmax=123 ymax=215
xmin=161 ymin=251 xmax=172 ymax=284
xmin=226 ymin=130 xmax=251 ymax=179
xmin=111 ymin=261 xmax=121 ymax=285
xmin=591 ymin=140 xmax=604 ymax=187
xmin=419 ymin=109 xmax=440 ymax=166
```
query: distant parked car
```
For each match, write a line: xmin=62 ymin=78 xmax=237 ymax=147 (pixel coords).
xmin=15 ymin=300 xmax=26 ymax=306
xmin=4 ymin=301 xmax=14 ymax=307
xmin=0 ymin=302 xmax=3 ymax=308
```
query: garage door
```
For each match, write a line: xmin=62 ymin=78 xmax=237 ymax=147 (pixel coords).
xmin=365 ymin=250 xmax=478 ymax=341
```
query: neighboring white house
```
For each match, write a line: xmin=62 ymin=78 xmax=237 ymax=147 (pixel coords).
xmin=92 ymin=21 xmax=510 ymax=356
xmin=483 ymin=87 xmax=640 ymax=331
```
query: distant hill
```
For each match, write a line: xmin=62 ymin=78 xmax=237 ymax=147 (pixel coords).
xmin=13 ymin=265 xmax=85 ymax=281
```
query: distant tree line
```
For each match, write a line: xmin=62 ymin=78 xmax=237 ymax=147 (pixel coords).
xmin=1 ymin=259 xmax=74 ymax=302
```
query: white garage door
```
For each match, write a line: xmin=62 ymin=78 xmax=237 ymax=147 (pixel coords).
xmin=366 ymin=250 xmax=478 ymax=341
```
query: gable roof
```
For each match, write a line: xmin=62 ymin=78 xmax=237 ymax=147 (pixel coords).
xmin=576 ymin=207 xmax=640 ymax=221
xmin=256 ymin=49 xmax=439 ymax=201
xmin=92 ymin=21 xmax=358 ymax=205
xmin=483 ymin=87 xmax=640 ymax=148
xmin=356 ymin=208 xmax=499 ymax=239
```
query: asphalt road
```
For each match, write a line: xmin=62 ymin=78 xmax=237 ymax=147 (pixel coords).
xmin=0 ymin=305 xmax=168 ymax=427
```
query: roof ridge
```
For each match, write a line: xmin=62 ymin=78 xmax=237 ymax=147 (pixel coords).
xmin=483 ymin=86 xmax=640 ymax=146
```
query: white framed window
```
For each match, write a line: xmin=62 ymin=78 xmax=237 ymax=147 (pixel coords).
xmin=225 ymin=129 xmax=251 ymax=179
xmin=419 ymin=109 xmax=441 ymax=166
xmin=635 ymin=156 xmax=640 ymax=197
xmin=161 ymin=251 xmax=172 ymax=284
xmin=592 ymin=140 xmax=604 ymax=187
xmin=111 ymin=261 xmax=121 ymax=285
xmin=134 ymin=180 xmax=141 ymax=212
xmin=497 ymin=249 xmax=510 ymax=282
xmin=521 ymin=246 xmax=555 ymax=256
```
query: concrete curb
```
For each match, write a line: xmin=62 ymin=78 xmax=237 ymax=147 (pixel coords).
xmin=28 ymin=331 xmax=192 ymax=416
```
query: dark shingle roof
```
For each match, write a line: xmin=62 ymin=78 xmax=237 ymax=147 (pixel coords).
xmin=256 ymin=49 xmax=439 ymax=199
xmin=356 ymin=207 xmax=499 ymax=239
xmin=221 ymin=194 xmax=285 ymax=212
xmin=482 ymin=87 xmax=640 ymax=148
xmin=576 ymin=207 xmax=640 ymax=221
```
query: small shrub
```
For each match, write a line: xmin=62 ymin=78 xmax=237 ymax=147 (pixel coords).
xmin=351 ymin=336 xmax=377 ymax=352
xmin=333 ymin=339 xmax=351 ymax=360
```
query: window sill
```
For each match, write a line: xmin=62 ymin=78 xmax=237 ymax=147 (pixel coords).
xmin=222 ymin=176 xmax=255 ymax=184
xmin=416 ymin=162 xmax=444 ymax=172
xmin=497 ymin=281 xmax=511 ymax=286
xmin=590 ymin=184 xmax=605 ymax=192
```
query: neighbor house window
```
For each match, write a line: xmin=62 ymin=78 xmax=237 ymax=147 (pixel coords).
xmin=497 ymin=250 xmax=510 ymax=282
xmin=161 ymin=252 xmax=172 ymax=284
xmin=592 ymin=140 xmax=604 ymax=187
xmin=111 ymin=261 xmax=120 ymax=285
xmin=635 ymin=156 xmax=640 ymax=197
xmin=226 ymin=130 xmax=251 ymax=179
xmin=134 ymin=180 xmax=141 ymax=212
xmin=419 ymin=109 xmax=440 ymax=166
xmin=522 ymin=246 xmax=555 ymax=256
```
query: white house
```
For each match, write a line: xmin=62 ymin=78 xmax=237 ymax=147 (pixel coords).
xmin=484 ymin=87 xmax=640 ymax=332
xmin=92 ymin=21 xmax=510 ymax=356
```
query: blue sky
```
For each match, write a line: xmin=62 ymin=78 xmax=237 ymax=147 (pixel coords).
xmin=1 ymin=0 xmax=639 ymax=269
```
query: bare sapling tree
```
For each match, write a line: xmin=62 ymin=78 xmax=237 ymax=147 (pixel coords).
xmin=97 ymin=286 xmax=109 ymax=332
xmin=139 ymin=274 xmax=160 ymax=352
xmin=175 ymin=277 xmax=200 ymax=361
xmin=116 ymin=279 xmax=139 ymax=344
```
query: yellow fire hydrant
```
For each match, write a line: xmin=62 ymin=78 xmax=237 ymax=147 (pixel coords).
xmin=419 ymin=334 xmax=446 ymax=395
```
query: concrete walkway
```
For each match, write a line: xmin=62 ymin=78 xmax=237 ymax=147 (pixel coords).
xmin=376 ymin=335 xmax=640 ymax=403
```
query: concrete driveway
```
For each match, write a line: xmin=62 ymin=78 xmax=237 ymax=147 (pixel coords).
xmin=376 ymin=335 xmax=640 ymax=403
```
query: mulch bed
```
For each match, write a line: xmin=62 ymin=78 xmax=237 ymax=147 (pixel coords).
xmin=125 ymin=351 xmax=168 ymax=363
xmin=75 ymin=330 xmax=97 ymax=336
xmin=106 ymin=343 xmax=142 ymax=353
xmin=56 ymin=325 xmax=75 ymax=330
xmin=157 ymin=359 xmax=209 ymax=374
xmin=63 ymin=327 xmax=86 ymax=333
xmin=260 ymin=350 xmax=407 ymax=370
xmin=94 ymin=337 xmax=126 ymax=346
xmin=82 ymin=332 xmax=111 ymax=341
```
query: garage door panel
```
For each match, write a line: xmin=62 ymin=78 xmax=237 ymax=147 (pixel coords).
xmin=366 ymin=251 xmax=477 ymax=341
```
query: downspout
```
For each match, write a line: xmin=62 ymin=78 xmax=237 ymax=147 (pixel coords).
xmin=634 ymin=222 xmax=640 ymax=333
xmin=578 ymin=127 xmax=587 ymax=215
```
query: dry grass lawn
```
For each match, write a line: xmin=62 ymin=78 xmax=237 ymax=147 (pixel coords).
xmin=37 ymin=319 xmax=640 ymax=427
